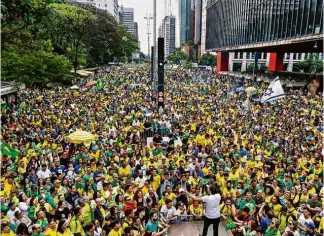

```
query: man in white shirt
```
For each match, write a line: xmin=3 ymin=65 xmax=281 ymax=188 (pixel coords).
xmin=134 ymin=170 xmax=147 ymax=188
xmin=7 ymin=202 xmax=21 ymax=224
xmin=160 ymin=199 xmax=178 ymax=223
xmin=186 ymin=184 xmax=221 ymax=236
xmin=36 ymin=164 xmax=51 ymax=180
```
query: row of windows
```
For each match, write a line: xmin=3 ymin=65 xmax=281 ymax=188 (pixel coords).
xmin=232 ymin=61 xmax=316 ymax=72
xmin=233 ymin=52 xmax=323 ymax=60
xmin=206 ymin=0 xmax=323 ymax=49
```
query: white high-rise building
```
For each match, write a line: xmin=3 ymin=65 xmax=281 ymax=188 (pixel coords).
xmin=160 ymin=15 xmax=176 ymax=59
xmin=119 ymin=7 xmax=135 ymax=35
xmin=72 ymin=0 xmax=118 ymax=20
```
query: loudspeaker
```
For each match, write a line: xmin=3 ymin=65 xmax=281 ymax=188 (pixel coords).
xmin=157 ymin=38 xmax=164 ymax=108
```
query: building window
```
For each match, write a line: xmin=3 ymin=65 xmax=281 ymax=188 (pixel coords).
xmin=239 ymin=53 xmax=243 ymax=59
xmin=246 ymin=52 xmax=250 ymax=59
xmin=285 ymin=53 xmax=290 ymax=60
xmin=233 ymin=62 xmax=242 ymax=72
xmin=105 ymin=4 xmax=107 ymax=7
xmin=293 ymin=53 xmax=297 ymax=60
xmin=234 ymin=52 xmax=239 ymax=59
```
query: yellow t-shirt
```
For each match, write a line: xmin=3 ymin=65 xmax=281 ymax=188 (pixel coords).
xmin=270 ymin=203 xmax=281 ymax=217
xmin=2 ymin=232 xmax=15 ymax=236
xmin=189 ymin=204 xmax=203 ymax=215
xmin=219 ymin=203 xmax=236 ymax=217
xmin=300 ymin=193 xmax=309 ymax=202
xmin=151 ymin=175 xmax=161 ymax=190
xmin=56 ymin=229 xmax=73 ymax=236
xmin=44 ymin=227 xmax=57 ymax=236
xmin=119 ymin=166 xmax=131 ymax=177
xmin=108 ymin=228 xmax=123 ymax=236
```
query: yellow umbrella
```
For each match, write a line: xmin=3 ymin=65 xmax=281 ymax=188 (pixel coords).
xmin=66 ymin=130 xmax=97 ymax=145
xmin=245 ymin=87 xmax=257 ymax=93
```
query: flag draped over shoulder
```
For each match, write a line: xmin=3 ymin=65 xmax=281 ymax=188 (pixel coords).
xmin=1 ymin=143 xmax=20 ymax=158
xmin=261 ymin=77 xmax=285 ymax=103
xmin=96 ymin=78 xmax=104 ymax=90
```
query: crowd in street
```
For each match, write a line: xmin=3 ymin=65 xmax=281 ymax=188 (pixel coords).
xmin=0 ymin=65 xmax=323 ymax=236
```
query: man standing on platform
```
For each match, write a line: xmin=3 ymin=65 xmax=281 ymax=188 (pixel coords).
xmin=185 ymin=184 xmax=221 ymax=236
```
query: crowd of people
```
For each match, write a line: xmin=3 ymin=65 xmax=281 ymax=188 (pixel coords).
xmin=0 ymin=65 xmax=323 ymax=236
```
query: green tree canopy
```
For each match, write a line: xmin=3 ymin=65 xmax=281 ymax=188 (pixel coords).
xmin=295 ymin=54 xmax=323 ymax=73
xmin=199 ymin=53 xmax=216 ymax=67
xmin=167 ymin=50 xmax=188 ymax=65
xmin=1 ymin=0 xmax=139 ymax=85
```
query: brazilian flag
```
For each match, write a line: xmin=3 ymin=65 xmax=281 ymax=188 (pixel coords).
xmin=1 ymin=143 xmax=20 ymax=158
xmin=96 ymin=78 xmax=104 ymax=90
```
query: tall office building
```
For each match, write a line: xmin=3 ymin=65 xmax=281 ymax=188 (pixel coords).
xmin=72 ymin=0 xmax=118 ymax=20
xmin=119 ymin=7 xmax=135 ymax=35
xmin=178 ymin=0 xmax=191 ymax=44
xmin=134 ymin=22 xmax=140 ymax=50
xmin=200 ymin=0 xmax=207 ymax=54
xmin=160 ymin=15 xmax=176 ymax=58
xmin=194 ymin=0 xmax=202 ymax=45
xmin=134 ymin=22 xmax=139 ymax=39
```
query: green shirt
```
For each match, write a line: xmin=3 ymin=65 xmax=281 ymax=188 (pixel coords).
xmin=239 ymin=199 xmax=256 ymax=214
xmin=145 ymin=220 xmax=158 ymax=232
xmin=264 ymin=227 xmax=280 ymax=236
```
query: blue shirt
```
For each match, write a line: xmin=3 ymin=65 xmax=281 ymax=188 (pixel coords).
xmin=259 ymin=215 xmax=270 ymax=232
xmin=145 ymin=220 xmax=158 ymax=232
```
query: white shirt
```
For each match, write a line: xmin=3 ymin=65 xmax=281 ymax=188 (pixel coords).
xmin=37 ymin=169 xmax=51 ymax=179
xmin=18 ymin=202 xmax=29 ymax=216
xmin=134 ymin=176 xmax=147 ymax=188
xmin=298 ymin=214 xmax=314 ymax=236
xmin=7 ymin=208 xmax=20 ymax=224
xmin=160 ymin=205 xmax=177 ymax=220
xmin=202 ymin=193 xmax=221 ymax=219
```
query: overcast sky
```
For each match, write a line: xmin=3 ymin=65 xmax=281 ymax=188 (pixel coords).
xmin=121 ymin=0 xmax=178 ymax=55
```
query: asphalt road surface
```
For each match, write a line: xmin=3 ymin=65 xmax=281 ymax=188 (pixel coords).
xmin=168 ymin=221 xmax=232 ymax=236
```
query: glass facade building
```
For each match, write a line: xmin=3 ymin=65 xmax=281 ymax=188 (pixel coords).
xmin=179 ymin=0 xmax=192 ymax=44
xmin=206 ymin=0 xmax=323 ymax=50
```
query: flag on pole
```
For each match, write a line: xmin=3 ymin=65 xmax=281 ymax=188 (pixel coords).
xmin=244 ymin=98 xmax=250 ymax=111
xmin=261 ymin=77 xmax=285 ymax=103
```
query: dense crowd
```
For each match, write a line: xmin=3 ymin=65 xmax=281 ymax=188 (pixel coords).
xmin=0 ymin=65 xmax=323 ymax=236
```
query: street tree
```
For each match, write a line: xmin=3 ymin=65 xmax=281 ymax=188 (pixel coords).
xmin=199 ymin=53 xmax=216 ymax=67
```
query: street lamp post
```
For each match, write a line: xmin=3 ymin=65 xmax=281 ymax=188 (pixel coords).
xmin=153 ymin=0 xmax=157 ymax=87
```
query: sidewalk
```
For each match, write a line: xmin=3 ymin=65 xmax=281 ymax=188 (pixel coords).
xmin=168 ymin=221 xmax=233 ymax=236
